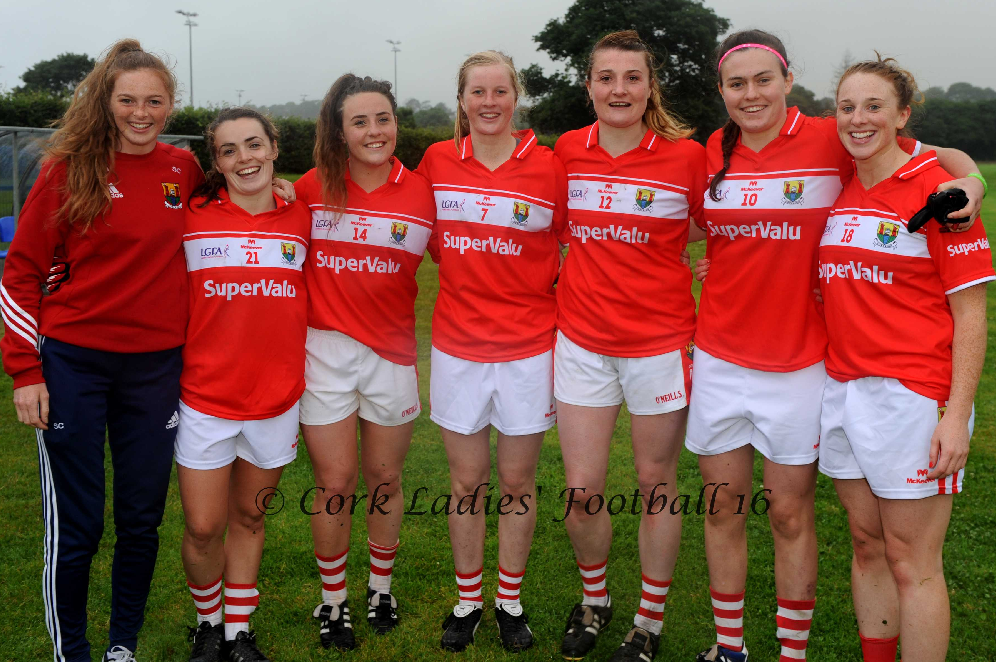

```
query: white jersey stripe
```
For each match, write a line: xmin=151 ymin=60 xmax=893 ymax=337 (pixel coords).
xmin=568 ymin=172 xmax=689 ymax=192
xmin=568 ymin=179 xmax=689 ymax=220
xmin=183 ymin=230 xmax=308 ymax=242
xmin=724 ymin=167 xmax=840 ymax=177
xmin=432 ymin=184 xmax=555 ymax=208
xmin=433 ymin=191 xmax=554 ymax=233
xmin=822 ymin=211 xmax=929 ymax=259
xmin=184 ymin=237 xmax=308 ymax=272
xmin=310 ymin=212 xmax=431 ymax=255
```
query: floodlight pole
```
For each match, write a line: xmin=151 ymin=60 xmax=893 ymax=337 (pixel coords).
xmin=176 ymin=10 xmax=199 ymax=107
xmin=236 ymin=89 xmax=245 ymax=105
xmin=386 ymin=40 xmax=401 ymax=99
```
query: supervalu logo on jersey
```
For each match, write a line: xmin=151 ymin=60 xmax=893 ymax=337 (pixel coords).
xmin=782 ymin=179 xmax=805 ymax=205
xmin=512 ymin=201 xmax=530 ymax=226
xmin=162 ymin=182 xmax=183 ymax=209
xmin=390 ymin=221 xmax=409 ymax=246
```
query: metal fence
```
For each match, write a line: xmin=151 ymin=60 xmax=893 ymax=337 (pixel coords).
xmin=0 ymin=126 xmax=203 ymax=226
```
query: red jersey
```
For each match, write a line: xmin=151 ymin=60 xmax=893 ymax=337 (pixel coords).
xmin=1 ymin=143 xmax=203 ymax=389
xmin=181 ymin=190 xmax=310 ymax=419
xmin=819 ymin=151 xmax=994 ymax=400
xmin=554 ymin=122 xmax=706 ymax=357
xmin=295 ymin=158 xmax=433 ymax=366
xmin=418 ymin=131 xmax=566 ymax=362
xmin=697 ymin=108 xmax=919 ymax=372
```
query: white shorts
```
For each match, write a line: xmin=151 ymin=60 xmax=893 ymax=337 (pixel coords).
xmin=300 ymin=328 xmax=421 ymax=427
xmin=685 ymin=347 xmax=824 ymax=465
xmin=553 ymin=331 xmax=692 ymax=415
xmin=174 ymin=400 xmax=300 ymax=470
xmin=429 ymin=346 xmax=556 ymax=436
xmin=818 ymin=376 xmax=972 ymax=499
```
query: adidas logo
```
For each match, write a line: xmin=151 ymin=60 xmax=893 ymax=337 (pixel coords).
xmin=109 ymin=184 xmax=124 ymax=199
xmin=166 ymin=411 xmax=179 ymax=429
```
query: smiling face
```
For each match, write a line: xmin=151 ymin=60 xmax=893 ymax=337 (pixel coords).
xmin=109 ymin=68 xmax=171 ymax=154
xmin=718 ymin=48 xmax=793 ymax=138
xmin=460 ymin=64 xmax=517 ymax=138
xmin=341 ymin=91 xmax=397 ymax=170
xmin=836 ymin=72 xmax=911 ymax=161
xmin=214 ymin=117 xmax=278 ymax=198
xmin=586 ymin=48 xmax=652 ymax=130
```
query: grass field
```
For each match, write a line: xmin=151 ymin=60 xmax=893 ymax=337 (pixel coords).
xmin=1 ymin=166 xmax=994 ymax=661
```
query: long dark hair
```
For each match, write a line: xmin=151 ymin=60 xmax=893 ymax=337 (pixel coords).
xmin=314 ymin=74 xmax=397 ymax=215
xmin=191 ymin=107 xmax=280 ymax=206
xmin=709 ymin=30 xmax=790 ymax=201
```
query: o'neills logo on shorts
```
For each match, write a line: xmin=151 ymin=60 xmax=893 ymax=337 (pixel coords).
xmin=442 ymin=232 xmax=522 ymax=255
xmin=568 ymin=221 xmax=649 ymax=244
xmin=819 ymin=261 xmax=894 ymax=285
xmin=707 ymin=221 xmax=801 ymax=241
xmin=203 ymin=279 xmax=297 ymax=300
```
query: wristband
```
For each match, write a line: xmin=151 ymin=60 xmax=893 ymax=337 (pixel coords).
xmin=967 ymin=172 xmax=988 ymax=198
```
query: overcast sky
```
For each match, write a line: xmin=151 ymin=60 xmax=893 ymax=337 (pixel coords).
xmin=2 ymin=0 xmax=993 ymax=110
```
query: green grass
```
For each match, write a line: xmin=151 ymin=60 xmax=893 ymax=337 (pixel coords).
xmin=1 ymin=166 xmax=994 ymax=661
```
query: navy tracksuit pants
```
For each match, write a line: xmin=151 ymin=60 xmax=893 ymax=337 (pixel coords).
xmin=37 ymin=337 xmax=182 ymax=662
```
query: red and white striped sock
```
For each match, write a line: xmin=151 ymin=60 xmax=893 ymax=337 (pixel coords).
xmin=455 ymin=567 xmax=484 ymax=608
xmin=187 ymin=576 xmax=223 ymax=626
xmin=776 ymin=597 xmax=816 ymax=661
xmin=578 ymin=559 xmax=609 ymax=607
xmin=368 ymin=539 xmax=399 ymax=594
xmin=316 ymin=548 xmax=348 ymax=605
xmin=711 ymin=587 xmax=745 ymax=652
xmin=223 ymin=582 xmax=259 ymax=641
xmin=633 ymin=574 xmax=671 ymax=635
xmin=495 ymin=565 xmax=525 ymax=607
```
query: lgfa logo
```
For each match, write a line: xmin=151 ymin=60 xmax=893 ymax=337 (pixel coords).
xmin=441 ymin=198 xmax=465 ymax=212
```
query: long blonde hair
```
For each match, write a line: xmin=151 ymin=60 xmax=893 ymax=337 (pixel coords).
xmin=586 ymin=30 xmax=692 ymax=142
xmin=453 ymin=50 xmax=524 ymax=150
xmin=46 ymin=39 xmax=176 ymax=232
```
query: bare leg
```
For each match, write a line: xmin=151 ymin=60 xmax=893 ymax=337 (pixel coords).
xmin=495 ymin=431 xmax=544 ymax=574
xmin=834 ymin=478 xmax=900 ymax=639
xmin=880 ymin=495 xmax=953 ymax=662
xmin=764 ymin=459 xmax=818 ymax=600
xmin=178 ymin=464 xmax=232 ymax=586
xmin=441 ymin=426 xmax=492 ymax=576
xmin=303 ymin=414 xmax=360 ymax=558
xmin=631 ymin=409 xmax=688 ymax=581
xmin=557 ymin=401 xmax=620 ymax=567
xmin=359 ymin=418 xmax=415 ymax=548
xmin=224 ymin=459 xmax=285 ymax=584
xmin=698 ymin=446 xmax=754 ymax=594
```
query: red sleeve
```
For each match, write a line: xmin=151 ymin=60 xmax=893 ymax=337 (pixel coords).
xmin=927 ymin=218 xmax=995 ymax=294
xmin=0 ymin=161 xmax=70 ymax=389
xmin=687 ymin=141 xmax=707 ymax=226
xmin=414 ymin=152 xmax=441 ymax=263
xmin=552 ymin=155 xmax=569 ymax=245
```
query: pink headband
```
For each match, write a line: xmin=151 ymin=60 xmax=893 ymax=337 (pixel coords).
xmin=718 ymin=43 xmax=788 ymax=74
